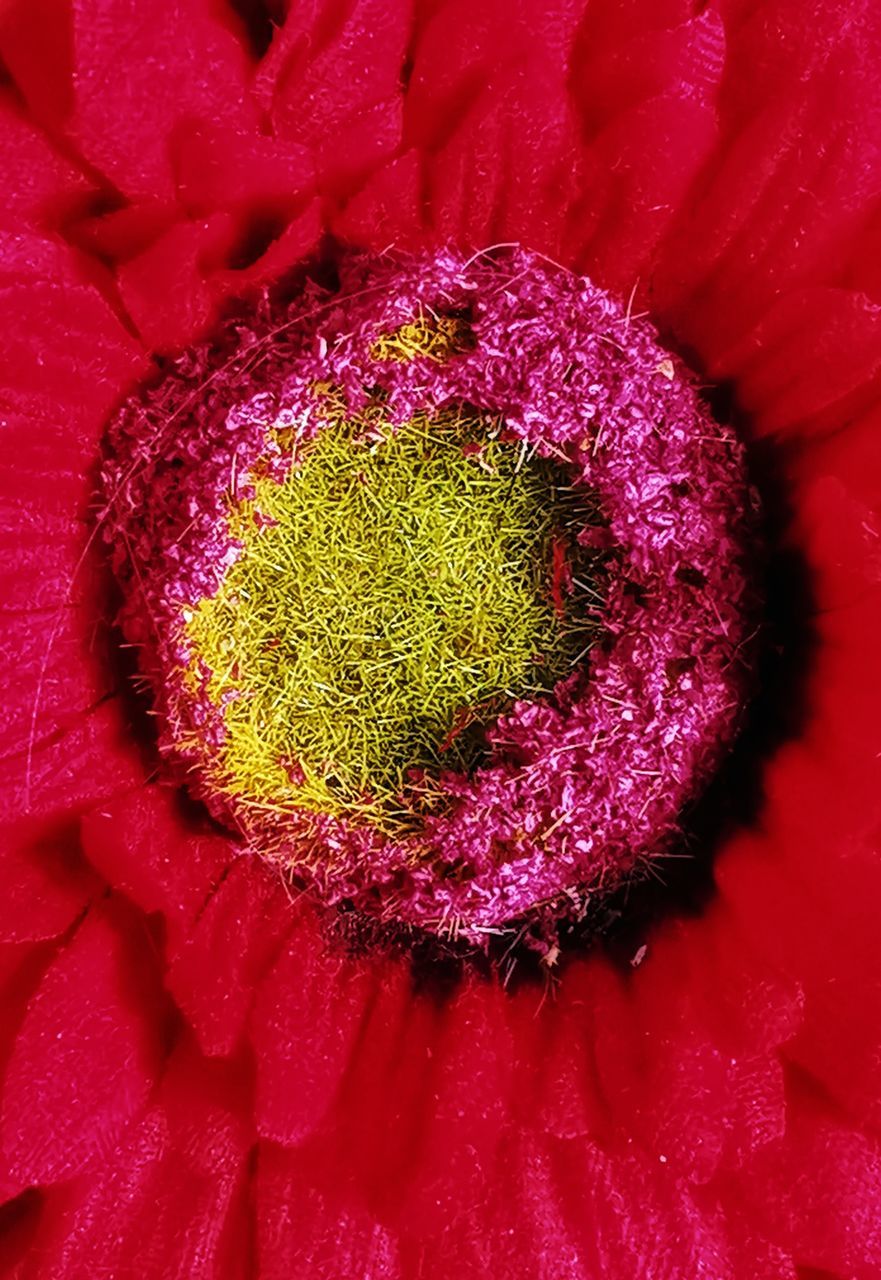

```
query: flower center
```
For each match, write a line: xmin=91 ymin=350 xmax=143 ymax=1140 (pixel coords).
xmin=183 ymin=396 xmax=598 ymax=824
xmin=102 ymin=247 xmax=761 ymax=951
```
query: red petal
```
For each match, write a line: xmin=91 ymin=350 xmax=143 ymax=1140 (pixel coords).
xmin=709 ymin=289 xmax=881 ymax=440
xmin=0 ymin=699 xmax=144 ymax=826
xmin=211 ymin=198 xmax=323 ymax=296
xmin=255 ymin=1142 xmax=401 ymax=1280
xmin=568 ymin=9 xmax=724 ymax=290
xmin=653 ymin=2 xmax=881 ymax=366
xmin=0 ymin=0 xmax=256 ymax=201
xmin=390 ymin=977 xmax=514 ymax=1229
xmin=0 ymin=826 xmax=94 ymax=945
xmin=334 ymin=150 xmax=426 ymax=249
xmin=328 ymin=969 xmax=440 ymax=1205
xmin=118 ymin=202 xmax=323 ymax=352
xmin=426 ymin=63 xmax=581 ymax=259
xmin=20 ymin=1045 xmax=249 ymax=1279
xmin=732 ymin=1091 xmax=881 ymax=1279
xmin=257 ymin=0 xmax=408 ymax=192
xmin=506 ymin=961 xmax=605 ymax=1143
xmin=80 ymin=787 xmax=231 ymax=951
xmin=117 ymin=214 xmax=238 ymax=352
xmin=0 ymin=905 xmax=161 ymax=1185
xmin=251 ymin=912 xmax=374 ymax=1145
xmin=520 ymin=1130 xmax=736 ymax=1279
xmin=66 ymin=200 xmax=180 ymax=263
xmin=404 ymin=0 xmax=583 ymax=144
xmin=0 ymin=227 xmax=144 ymax=454
xmin=172 ymin=121 xmax=314 ymax=217
xmin=0 ymin=225 xmax=145 ymax=768
xmin=166 ymin=858 xmax=292 ymax=1056
xmin=0 ymin=89 xmax=92 ymax=227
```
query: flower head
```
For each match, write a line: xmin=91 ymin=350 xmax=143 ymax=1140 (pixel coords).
xmin=2 ymin=1 xmax=881 ymax=1277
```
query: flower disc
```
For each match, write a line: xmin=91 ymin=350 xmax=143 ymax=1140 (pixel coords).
xmin=103 ymin=248 xmax=761 ymax=945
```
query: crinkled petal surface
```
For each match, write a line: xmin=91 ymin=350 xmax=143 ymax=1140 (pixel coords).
xmin=1 ymin=1 xmax=881 ymax=1277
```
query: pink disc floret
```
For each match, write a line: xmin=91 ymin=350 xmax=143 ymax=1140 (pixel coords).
xmin=103 ymin=248 xmax=761 ymax=946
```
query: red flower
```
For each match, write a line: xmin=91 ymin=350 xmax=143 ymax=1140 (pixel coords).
xmin=2 ymin=1 xmax=881 ymax=1276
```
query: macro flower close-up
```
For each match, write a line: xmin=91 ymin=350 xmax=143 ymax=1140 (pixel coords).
xmin=2 ymin=1 xmax=881 ymax=1277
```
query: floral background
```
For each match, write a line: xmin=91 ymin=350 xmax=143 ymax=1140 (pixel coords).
xmin=1 ymin=0 xmax=881 ymax=1276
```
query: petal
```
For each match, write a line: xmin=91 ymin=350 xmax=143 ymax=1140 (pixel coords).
xmin=0 ymin=904 xmax=162 ymax=1185
xmin=166 ymin=857 xmax=293 ymax=1056
xmin=116 ymin=201 xmax=323 ymax=351
xmin=0 ymin=699 xmax=144 ymax=826
xmin=172 ymin=121 xmax=314 ymax=218
xmin=328 ymin=967 xmax=440 ymax=1206
xmin=251 ymin=912 xmax=374 ymax=1146
xmin=652 ymin=2 xmax=881 ymax=365
xmin=20 ymin=1045 xmax=249 ymax=1279
xmin=390 ymin=976 xmax=514 ymax=1229
xmin=255 ymin=1141 xmax=400 ymax=1280
xmin=256 ymin=0 xmax=409 ymax=193
xmin=540 ymin=1132 xmax=737 ymax=1279
xmin=0 ymin=227 xmax=145 ymax=457
xmin=731 ymin=1088 xmax=881 ymax=1279
xmin=0 ymin=225 xmax=145 ymax=779
xmin=0 ymin=824 xmax=95 ymax=945
xmin=334 ymin=150 xmax=426 ymax=249
xmin=426 ymin=63 xmax=581 ymax=258
xmin=505 ymin=961 xmax=605 ymax=1144
xmin=0 ymin=88 xmax=93 ymax=228
xmin=0 ymin=0 xmax=257 ymax=201
xmin=708 ymin=289 xmax=881 ymax=440
xmin=568 ymin=8 xmax=725 ymax=290
xmin=117 ymin=213 xmax=239 ymax=352
xmin=80 ymin=787 xmax=231 ymax=951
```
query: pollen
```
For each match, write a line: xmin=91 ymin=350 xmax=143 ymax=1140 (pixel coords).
xmin=185 ymin=395 xmax=599 ymax=826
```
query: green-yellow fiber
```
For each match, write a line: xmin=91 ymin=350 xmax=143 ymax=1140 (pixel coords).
xmin=370 ymin=310 xmax=475 ymax=363
xmin=186 ymin=401 xmax=599 ymax=824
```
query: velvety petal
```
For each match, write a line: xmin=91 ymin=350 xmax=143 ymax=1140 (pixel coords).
xmin=0 ymin=226 xmax=144 ymax=458
xmin=707 ymin=289 xmax=881 ymax=440
xmin=730 ymin=1088 xmax=881 ymax=1278
xmin=404 ymin=0 xmax=583 ymax=141
xmin=652 ymin=2 xmax=881 ymax=368
xmin=117 ymin=213 xmax=240 ymax=352
xmin=0 ymin=0 xmax=256 ymax=201
xmin=166 ymin=858 xmax=293 ymax=1057
xmin=19 ymin=1045 xmax=249 ymax=1279
xmin=401 ymin=0 xmax=584 ymax=257
xmin=0 ymin=904 xmax=162 ymax=1185
xmin=425 ymin=64 xmax=581 ymax=258
xmin=116 ymin=201 xmax=323 ymax=351
xmin=251 ymin=912 xmax=375 ymax=1146
xmin=507 ymin=961 xmax=606 ymax=1144
xmin=0 ymin=825 xmax=95 ymax=945
xmin=172 ymin=121 xmax=314 ymax=219
xmin=0 ymin=699 xmax=144 ymax=827
xmin=80 ymin=787 xmax=231 ymax=951
xmin=255 ymin=1141 xmax=400 ymax=1280
xmin=0 ymin=224 xmax=145 ymax=777
xmin=389 ymin=976 xmax=514 ymax=1229
xmin=211 ymin=198 xmax=323 ymax=295
xmin=326 ymin=966 xmax=440 ymax=1208
xmin=0 ymin=89 xmax=93 ymax=227
xmin=567 ymin=7 xmax=725 ymax=291
xmin=256 ymin=0 xmax=409 ymax=194
xmin=711 ymin=449 xmax=881 ymax=1132
xmin=333 ymin=149 xmax=426 ymax=249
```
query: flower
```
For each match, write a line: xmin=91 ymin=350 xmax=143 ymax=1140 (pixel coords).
xmin=1 ymin=1 xmax=881 ymax=1277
